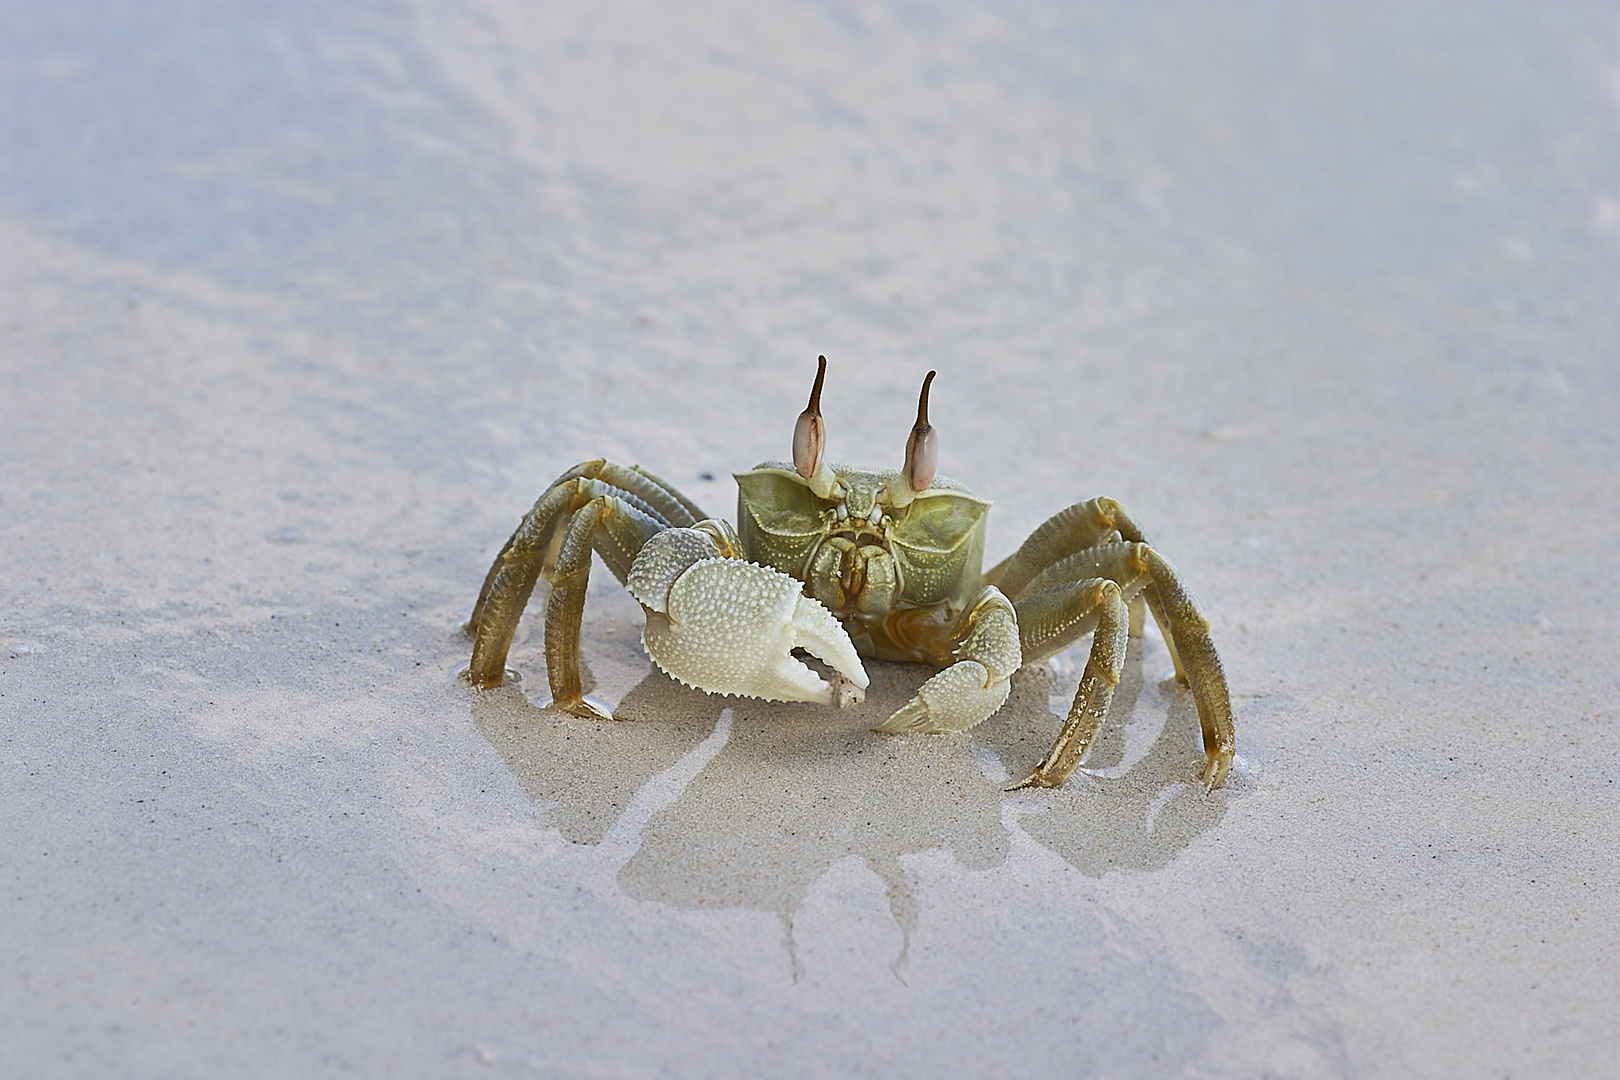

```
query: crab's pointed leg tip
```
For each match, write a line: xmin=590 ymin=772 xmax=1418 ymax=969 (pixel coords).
xmin=1202 ymin=752 xmax=1232 ymax=791
xmin=554 ymin=695 xmax=615 ymax=722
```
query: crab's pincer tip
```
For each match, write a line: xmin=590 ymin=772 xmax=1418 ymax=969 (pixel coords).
xmin=829 ymin=672 xmax=865 ymax=709
xmin=789 ymin=594 xmax=869 ymax=692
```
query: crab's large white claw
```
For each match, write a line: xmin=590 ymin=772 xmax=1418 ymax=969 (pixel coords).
xmin=877 ymin=660 xmax=1010 ymax=734
xmin=639 ymin=556 xmax=868 ymax=705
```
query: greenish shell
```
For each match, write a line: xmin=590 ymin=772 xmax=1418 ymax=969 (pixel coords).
xmin=734 ymin=462 xmax=990 ymax=658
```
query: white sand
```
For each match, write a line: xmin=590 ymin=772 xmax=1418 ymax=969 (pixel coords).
xmin=3 ymin=4 xmax=1618 ymax=1077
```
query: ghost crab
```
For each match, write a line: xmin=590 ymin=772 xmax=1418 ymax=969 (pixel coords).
xmin=467 ymin=357 xmax=1235 ymax=789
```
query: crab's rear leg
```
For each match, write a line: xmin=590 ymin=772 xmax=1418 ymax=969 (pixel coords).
xmin=989 ymin=496 xmax=1187 ymax=681
xmin=995 ymin=500 xmax=1236 ymax=789
xmin=1008 ymin=538 xmax=1165 ymax=788
xmin=468 ymin=470 xmax=671 ymax=712
xmin=1136 ymin=547 xmax=1235 ymax=789
xmin=536 ymin=494 xmax=670 ymax=717
xmin=468 ymin=460 xmax=700 ymax=637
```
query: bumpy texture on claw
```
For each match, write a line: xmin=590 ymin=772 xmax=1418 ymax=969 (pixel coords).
xmin=877 ymin=661 xmax=1010 ymax=734
xmin=877 ymin=586 xmax=1021 ymax=736
xmin=642 ymin=558 xmax=868 ymax=705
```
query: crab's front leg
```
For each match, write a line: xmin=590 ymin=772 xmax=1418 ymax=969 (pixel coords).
xmin=876 ymin=587 xmax=1022 ymax=735
xmin=628 ymin=524 xmax=870 ymax=706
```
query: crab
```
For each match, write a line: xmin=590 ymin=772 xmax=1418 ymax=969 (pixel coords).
xmin=467 ymin=357 xmax=1235 ymax=789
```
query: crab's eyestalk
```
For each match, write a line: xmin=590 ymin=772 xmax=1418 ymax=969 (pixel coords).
xmin=791 ymin=356 xmax=845 ymax=500
xmin=793 ymin=356 xmax=828 ymax=479
xmin=903 ymin=370 xmax=938 ymax=492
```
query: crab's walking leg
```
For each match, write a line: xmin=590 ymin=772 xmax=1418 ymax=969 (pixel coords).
xmin=468 ymin=461 xmax=687 ymax=711
xmin=1010 ymin=578 xmax=1129 ymax=789
xmin=990 ymin=497 xmax=1124 ymax=599
xmin=1007 ymin=541 xmax=1150 ymax=787
xmin=995 ymin=498 xmax=1236 ymax=789
xmin=989 ymin=496 xmax=1188 ymax=679
xmin=1135 ymin=547 xmax=1235 ymax=789
xmin=468 ymin=460 xmax=701 ymax=635
xmin=535 ymin=494 xmax=667 ymax=717
xmin=470 ymin=482 xmax=664 ymax=707
xmin=877 ymin=587 xmax=1022 ymax=735
xmin=1102 ymin=509 xmax=1236 ymax=789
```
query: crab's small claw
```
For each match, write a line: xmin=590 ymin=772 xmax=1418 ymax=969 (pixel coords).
xmin=876 ymin=661 xmax=1010 ymax=735
xmin=639 ymin=553 xmax=868 ymax=705
xmin=877 ymin=586 xmax=1020 ymax=736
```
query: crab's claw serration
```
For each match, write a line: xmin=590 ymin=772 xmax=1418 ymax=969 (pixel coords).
xmin=639 ymin=556 xmax=868 ymax=705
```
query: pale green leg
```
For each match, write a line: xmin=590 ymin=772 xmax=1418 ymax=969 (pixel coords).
xmin=1016 ymin=540 xmax=1152 ymax=662
xmin=468 ymin=459 xmax=702 ymax=636
xmin=534 ymin=496 xmax=666 ymax=718
xmin=546 ymin=458 xmax=705 ymax=530
xmin=990 ymin=496 xmax=1187 ymax=679
xmin=992 ymin=498 xmax=1236 ymax=790
xmin=992 ymin=497 xmax=1126 ymax=600
xmin=467 ymin=460 xmax=697 ymax=700
xmin=1138 ymin=548 xmax=1235 ymax=789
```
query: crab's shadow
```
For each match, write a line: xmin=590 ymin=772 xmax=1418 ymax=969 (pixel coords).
xmin=467 ymin=630 xmax=1235 ymax=970
xmin=977 ymin=643 xmax=1235 ymax=877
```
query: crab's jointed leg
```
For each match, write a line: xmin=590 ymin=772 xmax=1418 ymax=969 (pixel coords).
xmin=994 ymin=498 xmax=1236 ymax=790
xmin=991 ymin=497 xmax=1184 ymax=679
xmin=468 ymin=460 xmax=703 ymax=637
xmin=876 ymin=586 xmax=1022 ymax=735
xmin=468 ymin=462 xmax=685 ymax=715
xmin=1007 ymin=575 xmax=1130 ymax=789
xmin=1136 ymin=546 xmax=1236 ymax=789
xmin=468 ymin=458 xmax=867 ymax=718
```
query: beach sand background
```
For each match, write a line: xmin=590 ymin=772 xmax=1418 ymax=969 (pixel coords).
xmin=3 ymin=4 xmax=1618 ymax=1077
